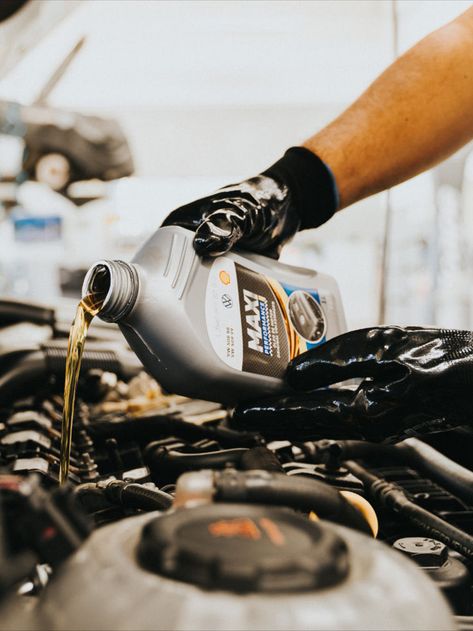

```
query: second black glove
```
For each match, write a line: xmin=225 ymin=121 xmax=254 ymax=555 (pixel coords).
xmin=232 ymin=326 xmax=473 ymax=443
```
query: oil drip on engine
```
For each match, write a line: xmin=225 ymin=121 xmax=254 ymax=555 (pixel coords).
xmin=60 ymin=289 xmax=106 ymax=484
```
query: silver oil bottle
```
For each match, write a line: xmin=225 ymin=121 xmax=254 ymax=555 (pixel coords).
xmin=82 ymin=226 xmax=347 ymax=404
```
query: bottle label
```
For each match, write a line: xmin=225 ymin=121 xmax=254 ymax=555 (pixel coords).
xmin=205 ymin=257 xmax=327 ymax=378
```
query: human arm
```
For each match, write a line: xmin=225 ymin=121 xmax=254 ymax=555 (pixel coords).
xmin=304 ymin=6 xmax=473 ymax=208
xmin=163 ymin=7 xmax=473 ymax=258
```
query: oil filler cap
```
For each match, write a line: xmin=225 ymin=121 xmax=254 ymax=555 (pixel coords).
xmin=138 ymin=503 xmax=349 ymax=593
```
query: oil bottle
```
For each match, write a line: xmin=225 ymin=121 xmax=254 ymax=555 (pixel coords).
xmin=82 ymin=226 xmax=347 ymax=405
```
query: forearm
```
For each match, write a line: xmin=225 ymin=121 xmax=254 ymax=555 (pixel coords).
xmin=304 ymin=7 xmax=473 ymax=209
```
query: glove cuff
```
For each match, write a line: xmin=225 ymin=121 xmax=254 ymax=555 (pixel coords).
xmin=264 ymin=146 xmax=340 ymax=230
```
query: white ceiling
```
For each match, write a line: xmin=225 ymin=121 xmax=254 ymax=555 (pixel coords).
xmin=4 ymin=0 xmax=461 ymax=109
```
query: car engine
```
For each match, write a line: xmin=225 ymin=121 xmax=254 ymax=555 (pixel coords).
xmin=0 ymin=299 xmax=472 ymax=630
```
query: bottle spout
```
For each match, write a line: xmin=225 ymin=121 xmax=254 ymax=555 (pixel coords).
xmin=82 ymin=260 xmax=139 ymax=323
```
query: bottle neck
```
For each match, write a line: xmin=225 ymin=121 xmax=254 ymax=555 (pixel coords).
xmin=82 ymin=260 xmax=139 ymax=323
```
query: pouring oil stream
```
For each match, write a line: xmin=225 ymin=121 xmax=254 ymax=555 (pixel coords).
xmin=59 ymin=291 xmax=105 ymax=485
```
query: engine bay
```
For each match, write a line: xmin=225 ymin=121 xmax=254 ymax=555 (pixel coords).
xmin=0 ymin=303 xmax=472 ymax=630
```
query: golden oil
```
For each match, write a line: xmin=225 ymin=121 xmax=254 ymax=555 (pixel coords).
xmin=59 ymin=292 xmax=105 ymax=485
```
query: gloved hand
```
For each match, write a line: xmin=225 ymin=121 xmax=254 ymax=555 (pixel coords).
xmin=232 ymin=326 xmax=473 ymax=443
xmin=21 ymin=104 xmax=134 ymax=183
xmin=162 ymin=147 xmax=339 ymax=258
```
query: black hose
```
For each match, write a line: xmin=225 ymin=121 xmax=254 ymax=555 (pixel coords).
xmin=43 ymin=345 xmax=120 ymax=375
xmin=42 ymin=342 xmax=143 ymax=379
xmin=113 ymin=483 xmax=173 ymax=511
xmin=302 ymin=439 xmax=397 ymax=466
xmin=396 ymin=438 xmax=473 ymax=505
xmin=74 ymin=482 xmax=173 ymax=512
xmin=0 ymin=344 xmax=142 ymax=403
xmin=0 ymin=299 xmax=55 ymax=328
xmin=240 ymin=447 xmax=284 ymax=473
xmin=213 ymin=469 xmax=372 ymax=535
xmin=0 ymin=350 xmax=47 ymax=401
xmin=346 ymin=460 xmax=473 ymax=561
xmin=145 ymin=446 xmax=248 ymax=478
xmin=90 ymin=415 xmax=260 ymax=448
xmin=103 ymin=481 xmax=173 ymax=511
xmin=306 ymin=438 xmax=473 ymax=506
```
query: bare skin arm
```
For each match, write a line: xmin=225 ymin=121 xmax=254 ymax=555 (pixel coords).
xmin=304 ymin=7 xmax=473 ymax=209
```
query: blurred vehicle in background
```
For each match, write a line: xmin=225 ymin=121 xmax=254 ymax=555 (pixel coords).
xmin=0 ymin=0 xmax=134 ymax=301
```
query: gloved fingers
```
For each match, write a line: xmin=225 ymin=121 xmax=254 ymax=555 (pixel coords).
xmin=231 ymin=389 xmax=363 ymax=440
xmin=287 ymin=326 xmax=409 ymax=391
xmin=231 ymin=387 xmax=445 ymax=444
xmin=162 ymin=197 xmax=214 ymax=232
xmin=193 ymin=203 xmax=251 ymax=257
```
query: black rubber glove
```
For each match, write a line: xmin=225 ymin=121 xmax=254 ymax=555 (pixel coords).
xmin=20 ymin=104 xmax=134 ymax=182
xmin=162 ymin=147 xmax=339 ymax=258
xmin=232 ymin=326 xmax=473 ymax=443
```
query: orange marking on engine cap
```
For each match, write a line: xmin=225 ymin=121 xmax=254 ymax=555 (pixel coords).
xmin=208 ymin=518 xmax=261 ymax=541
xmin=259 ymin=517 xmax=285 ymax=546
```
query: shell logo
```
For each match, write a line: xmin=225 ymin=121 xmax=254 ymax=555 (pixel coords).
xmin=219 ymin=270 xmax=231 ymax=285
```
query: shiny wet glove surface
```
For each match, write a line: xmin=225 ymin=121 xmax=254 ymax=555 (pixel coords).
xmin=162 ymin=147 xmax=338 ymax=258
xmin=232 ymin=327 xmax=473 ymax=443
xmin=163 ymin=175 xmax=298 ymax=259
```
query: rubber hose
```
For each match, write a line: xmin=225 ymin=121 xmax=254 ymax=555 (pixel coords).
xmin=303 ymin=439 xmax=398 ymax=466
xmin=42 ymin=342 xmax=143 ymax=379
xmin=213 ymin=469 xmax=372 ymax=535
xmin=43 ymin=346 xmax=120 ymax=375
xmin=346 ymin=460 xmax=473 ymax=561
xmin=0 ymin=299 xmax=55 ymax=328
xmin=308 ymin=438 xmax=473 ymax=506
xmin=0 ymin=345 xmax=142 ymax=403
xmin=145 ymin=447 xmax=248 ymax=477
xmin=396 ymin=438 xmax=473 ymax=505
xmin=119 ymin=484 xmax=173 ymax=511
xmin=0 ymin=350 xmax=47 ymax=402
xmin=91 ymin=416 xmax=259 ymax=448
xmin=240 ymin=446 xmax=284 ymax=472
xmin=105 ymin=481 xmax=173 ymax=511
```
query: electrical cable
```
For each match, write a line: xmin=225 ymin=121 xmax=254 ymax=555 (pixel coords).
xmin=346 ymin=460 xmax=473 ymax=560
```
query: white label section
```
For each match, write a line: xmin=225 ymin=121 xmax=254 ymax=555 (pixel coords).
xmin=205 ymin=257 xmax=243 ymax=370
